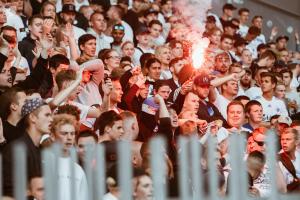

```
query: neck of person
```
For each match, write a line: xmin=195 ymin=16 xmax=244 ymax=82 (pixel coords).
xmin=7 ymin=113 xmax=21 ymax=126
xmin=26 ymin=126 xmax=43 ymax=147
xmin=161 ymin=63 xmax=169 ymax=70
xmin=98 ymin=134 xmax=111 ymax=143
xmin=249 ymin=120 xmax=261 ymax=130
xmin=262 ymin=91 xmax=273 ymax=101
xmin=222 ymin=92 xmax=235 ymax=101
xmin=138 ymin=43 xmax=149 ymax=49
xmin=109 ymin=100 xmax=118 ymax=110
xmin=221 ymin=14 xmax=229 ymax=21
xmin=30 ymin=33 xmax=38 ymax=41
xmin=287 ymin=149 xmax=296 ymax=160
xmin=93 ymin=28 xmax=103 ymax=35
xmin=172 ymin=74 xmax=178 ymax=82
xmin=112 ymin=40 xmax=122 ymax=46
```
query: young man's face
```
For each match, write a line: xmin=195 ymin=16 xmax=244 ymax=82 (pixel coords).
xmin=241 ymin=50 xmax=252 ymax=65
xmin=156 ymin=85 xmax=171 ymax=100
xmin=29 ymin=18 xmax=43 ymax=39
xmin=122 ymin=42 xmax=135 ymax=57
xmin=34 ymin=105 xmax=53 ymax=134
xmin=0 ymin=7 xmax=7 ymax=24
xmin=277 ymin=39 xmax=287 ymax=51
xmin=171 ymin=43 xmax=183 ymax=58
xmin=223 ymin=80 xmax=238 ymax=96
xmin=43 ymin=4 xmax=56 ymax=19
xmin=107 ymin=120 xmax=124 ymax=141
xmin=61 ymin=12 xmax=76 ymax=24
xmin=281 ymin=131 xmax=297 ymax=153
xmin=53 ymin=123 xmax=76 ymax=152
xmin=282 ymin=72 xmax=292 ymax=87
xmin=157 ymin=48 xmax=171 ymax=65
xmin=29 ymin=177 xmax=45 ymax=200
xmin=239 ymin=11 xmax=249 ymax=23
xmin=137 ymin=34 xmax=150 ymax=46
xmin=248 ymin=105 xmax=263 ymax=123
xmin=170 ymin=60 xmax=185 ymax=76
xmin=252 ymin=17 xmax=263 ymax=29
xmin=110 ymin=80 xmax=123 ymax=103
xmin=260 ymin=76 xmax=275 ymax=93
xmin=227 ymin=104 xmax=245 ymax=128
xmin=183 ymin=92 xmax=200 ymax=113
xmin=147 ymin=62 xmax=161 ymax=80
xmin=220 ymin=38 xmax=233 ymax=52
xmin=194 ymin=85 xmax=210 ymax=100
xmin=134 ymin=175 xmax=153 ymax=200
xmin=149 ymin=24 xmax=162 ymax=38
xmin=77 ymin=136 xmax=97 ymax=162
xmin=112 ymin=29 xmax=124 ymax=43
xmin=215 ymin=55 xmax=231 ymax=74
xmin=240 ymin=72 xmax=252 ymax=87
xmin=275 ymin=84 xmax=286 ymax=99
xmin=80 ymin=39 xmax=96 ymax=57
xmin=90 ymin=13 xmax=106 ymax=32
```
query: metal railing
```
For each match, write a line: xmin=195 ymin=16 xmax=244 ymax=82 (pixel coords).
xmin=1 ymin=130 xmax=300 ymax=200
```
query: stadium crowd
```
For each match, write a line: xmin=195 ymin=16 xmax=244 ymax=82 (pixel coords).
xmin=0 ymin=0 xmax=299 ymax=199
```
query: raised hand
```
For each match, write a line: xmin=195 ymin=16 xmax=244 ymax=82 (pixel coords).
xmin=63 ymin=23 xmax=75 ymax=39
xmin=42 ymin=18 xmax=54 ymax=35
xmin=270 ymin=26 xmax=278 ymax=38
xmin=135 ymin=74 xmax=146 ymax=87
xmin=102 ymin=78 xmax=113 ymax=96
xmin=0 ymin=33 xmax=10 ymax=56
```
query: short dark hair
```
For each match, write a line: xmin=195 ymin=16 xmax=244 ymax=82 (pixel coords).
xmin=154 ymin=80 xmax=170 ymax=91
xmin=281 ymin=69 xmax=293 ymax=79
xmin=260 ymin=72 xmax=277 ymax=85
xmin=76 ymin=130 xmax=98 ymax=144
xmin=28 ymin=14 xmax=43 ymax=26
xmin=0 ymin=25 xmax=17 ymax=33
xmin=90 ymin=11 xmax=106 ymax=22
xmin=78 ymin=34 xmax=96 ymax=51
xmin=95 ymin=111 xmax=122 ymax=135
xmin=259 ymin=50 xmax=276 ymax=61
xmin=49 ymin=54 xmax=70 ymax=70
xmin=0 ymin=87 xmax=24 ymax=120
xmin=245 ymin=100 xmax=262 ymax=113
xmin=234 ymin=95 xmax=250 ymax=102
xmin=238 ymin=8 xmax=249 ymax=15
xmin=140 ymin=53 xmax=155 ymax=69
xmin=144 ymin=57 xmax=161 ymax=69
xmin=251 ymin=15 xmax=263 ymax=23
xmin=221 ymin=34 xmax=234 ymax=42
xmin=248 ymin=150 xmax=266 ymax=165
xmin=149 ymin=19 xmax=162 ymax=28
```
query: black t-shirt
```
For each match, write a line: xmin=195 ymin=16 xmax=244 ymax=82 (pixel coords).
xmin=3 ymin=120 xmax=23 ymax=144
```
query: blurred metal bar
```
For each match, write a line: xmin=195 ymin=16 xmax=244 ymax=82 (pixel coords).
xmin=266 ymin=129 xmax=279 ymax=200
xmin=150 ymin=137 xmax=167 ymax=200
xmin=0 ymin=154 xmax=2 ymax=198
xmin=118 ymin=140 xmax=132 ymax=200
xmin=42 ymin=148 xmax=54 ymax=200
xmin=207 ymin=135 xmax=219 ymax=200
xmin=84 ymin=145 xmax=94 ymax=200
xmin=190 ymin=136 xmax=203 ymax=200
xmin=69 ymin=147 xmax=78 ymax=200
xmin=94 ymin=144 xmax=106 ymax=200
xmin=178 ymin=137 xmax=190 ymax=200
xmin=13 ymin=143 xmax=26 ymax=200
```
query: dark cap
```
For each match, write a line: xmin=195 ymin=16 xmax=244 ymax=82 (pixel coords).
xmin=194 ymin=74 xmax=211 ymax=87
xmin=62 ymin=4 xmax=76 ymax=13
xmin=276 ymin=35 xmax=289 ymax=43
xmin=21 ymin=98 xmax=47 ymax=118
xmin=143 ymin=8 xmax=159 ymax=17
xmin=112 ymin=23 xmax=125 ymax=31
xmin=135 ymin=26 xmax=150 ymax=35
xmin=223 ymin=3 xmax=237 ymax=11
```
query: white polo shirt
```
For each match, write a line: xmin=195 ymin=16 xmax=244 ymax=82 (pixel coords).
xmin=255 ymin=96 xmax=288 ymax=121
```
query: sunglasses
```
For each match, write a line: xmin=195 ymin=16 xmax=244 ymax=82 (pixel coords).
xmin=253 ymin=139 xmax=264 ymax=146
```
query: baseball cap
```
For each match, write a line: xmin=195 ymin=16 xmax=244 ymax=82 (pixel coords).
xmin=276 ymin=35 xmax=289 ymax=43
xmin=21 ymin=97 xmax=47 ymax=118
xmin=143 ymin=8 xmax=159 ymax=17
xmin=62 ymin=4 xmax=76 ymax=13
xmin=277 ymin=115 xmax=292 ymax=126
xmin=223 ymin=3 xmax=237 ymax=11
xmin=194 ymin=74 xmax=211 ymax=87
xmin=112 ymin=23 xmax=125 ymax=31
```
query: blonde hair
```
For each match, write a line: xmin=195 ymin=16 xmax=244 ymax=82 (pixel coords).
xmin=50 ymin=114 xmax=79 ymax=135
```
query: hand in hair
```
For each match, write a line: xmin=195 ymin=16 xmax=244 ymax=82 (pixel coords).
xmin=0 ymin=33 xmax=10 ymax=56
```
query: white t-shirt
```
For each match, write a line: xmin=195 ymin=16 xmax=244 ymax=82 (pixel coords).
xmin=5 ymin=8 xmax=26 ymax=42
xmin=57 ymin=157 xmax=88 ymax=200
xmin=213 ymin=89 xmax=231 ymax=120
xmin=290 ymin=77 xmax=300 ymax=88
xmin=87 ymin=28 xmax=112 ymax=54
xmin=278 ymin=150 xmax=300 ymax=185
xmin=245 ymin=86 xmax=262 ymax=100
xmin=255 ymin=96 xmax=288 ymax=121
xmin=238 ymin=24 xmax=249 ymax=37
xmin=12 ymin=56 xmax=30 ymax=76
xmin=121 ymin=20 xmax=134 ymax=42
xmin=285 ymin=90 xmax=300 ymax=112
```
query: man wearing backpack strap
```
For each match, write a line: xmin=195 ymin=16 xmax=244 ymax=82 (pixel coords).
xmin=278 ymin=128 xmax=300 ymax=192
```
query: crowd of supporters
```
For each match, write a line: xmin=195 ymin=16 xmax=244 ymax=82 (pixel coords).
xmin=0 ymin=0 xmax=299 ymax=199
